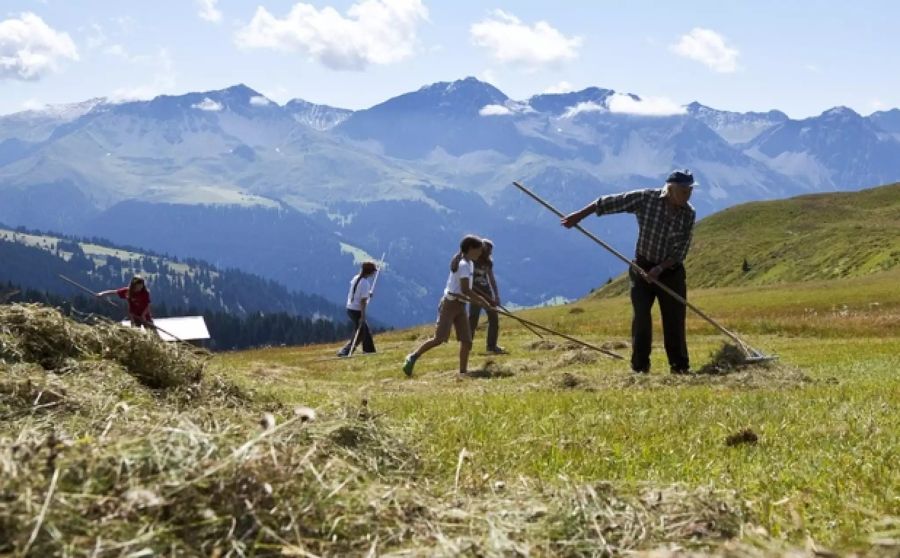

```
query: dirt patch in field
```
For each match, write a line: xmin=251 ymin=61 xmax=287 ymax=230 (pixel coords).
xmin=725 ymin=428 xmax=759 ymax=447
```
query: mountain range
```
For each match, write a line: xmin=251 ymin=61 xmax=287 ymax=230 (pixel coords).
xmin=2 ymin=77 xmax=899 ymax=326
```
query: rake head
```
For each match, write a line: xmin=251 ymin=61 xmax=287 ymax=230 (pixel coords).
xmin=738 ymin=343 xmax=778 ymax=364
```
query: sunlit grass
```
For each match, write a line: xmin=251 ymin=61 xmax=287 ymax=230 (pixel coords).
xmin=214 ymin=271 xmax=900 ymax=551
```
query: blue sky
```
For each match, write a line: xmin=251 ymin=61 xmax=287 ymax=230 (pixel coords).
xmin=2 ymin=0 xmax=898 ymax=118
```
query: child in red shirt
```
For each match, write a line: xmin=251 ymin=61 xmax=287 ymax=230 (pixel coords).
xmin=97 ymin=275 xmax=153 ymax=326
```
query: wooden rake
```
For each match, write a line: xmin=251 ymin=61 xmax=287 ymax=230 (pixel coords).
xmin=511 ymin=180 xmax=777 ymax=365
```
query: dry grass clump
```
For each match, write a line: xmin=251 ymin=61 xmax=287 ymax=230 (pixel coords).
xmin=0 ymin=304 xmax=90 ymax=369
xmin=0 ymin=303 xmax=205 ymax=389
xmin=0 ymin=409 xmax=417 ymax=556
xmin=554 ymin=348 xmax=599 ymax=368
xmin=612 ymin=365 xmax=813 ymax=391
xmin=555 ymin=371 xmax=585 ymax=389
xmin=541 ymin=482 xmax=745 ymax=555
xmin=697 ymin=342 xmax=763 ymax=375
xmin=395 ymin=480 xmax=747 ymax=556
xmin=466 ymin=359 xmax=518 ymax=379
xmin=526 ymin=339 xmax=579 ymax=351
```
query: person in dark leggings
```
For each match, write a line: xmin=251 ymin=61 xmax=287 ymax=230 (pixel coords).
xmin=337 ymin=261 xmax=377 ymax=356
xmin=468 ymin=239 xmax=505 ymax=353
xmin=561 ymin=170 xmax=697 ymax=374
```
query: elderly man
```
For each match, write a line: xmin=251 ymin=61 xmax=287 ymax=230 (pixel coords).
xmin=561 ymin=170 xmax=697 ymax=374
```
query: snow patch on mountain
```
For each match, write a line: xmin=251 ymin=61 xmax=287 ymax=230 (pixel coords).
xmin=339 ymin=241 xmax=376 ymax=265
xmin=192 ymin=98 xmax=224 ymax=111
xmin=562 ymin=101 xmax=605 ymax=119
xmin=479 ymin=104 xmax=513 ymax=116
xmin=607 ymin=94 xmax=686 ymax=116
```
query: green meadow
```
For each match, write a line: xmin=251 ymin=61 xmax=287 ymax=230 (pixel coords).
xmin=214 ymin=267 xmax=900 ymax=554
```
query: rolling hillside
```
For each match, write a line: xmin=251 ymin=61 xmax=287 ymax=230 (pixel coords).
xmin=595 ymin=182 xmax=900 ymax=296
xmin=0 ymin=225 xmax=358 ymax=349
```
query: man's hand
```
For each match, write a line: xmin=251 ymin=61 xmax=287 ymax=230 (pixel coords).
xmin=561 ymin=204 xmax=596 ymax=229
xmin=646 ymin=265 xmax=663 ymax=282
xmin=561 ymin=211 xmax=585 ymax=229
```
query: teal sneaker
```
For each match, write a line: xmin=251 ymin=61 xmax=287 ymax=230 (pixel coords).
xmin=402 ymin=353 xmax=418 ymax=377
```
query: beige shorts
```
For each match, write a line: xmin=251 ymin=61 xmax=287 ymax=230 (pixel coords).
xmin=434 ymin=298 xmax=471 ymax=344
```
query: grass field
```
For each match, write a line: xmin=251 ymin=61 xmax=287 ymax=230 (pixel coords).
xmin=211 ymin=267 xmax=900 ymax=554
xmin=2 ymin=267 xmax=898 ymax=555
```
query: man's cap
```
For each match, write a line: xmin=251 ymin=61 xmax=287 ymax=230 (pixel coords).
xmin=666 ymin=169 xmax=695 ymax=186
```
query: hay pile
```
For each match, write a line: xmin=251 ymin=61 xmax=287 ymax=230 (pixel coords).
xmin=554 ymin=348 xmax=599 ymax=368
xmin=0 ymin=303 xmax=205 ymax=388
xmin=466 ymin=359 xmax=519 ymax=378
xmin=697 ymin=342 xmax=759 ymax=375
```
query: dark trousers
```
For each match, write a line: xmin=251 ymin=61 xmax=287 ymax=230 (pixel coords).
xmin=468 ymin=302 xmax=499 ymax=349
xmin=339 ymin=309 xmax=375 ymax=355
xmin=629 ymin=256 xmax=689 ymax=372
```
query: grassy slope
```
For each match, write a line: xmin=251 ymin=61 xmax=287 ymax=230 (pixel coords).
xmin=216 ymin=268 xmax=900 ymax=552
xmin=598 ymin=182 xmax=900 ymax=296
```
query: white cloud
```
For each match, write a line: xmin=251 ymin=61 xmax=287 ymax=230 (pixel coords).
xmin=235 ymin=0 xmax=428 ymax=71
xmin=197 ymin=0 xmax=223 ymax=23
xmin=543 ymin=80 xmax=575 ymax=94
xmin=192 ymin=97 xmax=224 ymax=111
xmin=607 ymin=93 xmax=686 ymax=116
xmin=470 ymin=10 xmax=581 ymax=69
xmin=479 ymin=104 xmax=512 ymax=116
xmin=670 ymin=28 xmax=738 ymax=73
xmin=562 ymin=101 xmax=605 ymax=119
xmin=0 ymin=12 xmax=79 ymax=80
xmin=805 ymin=64 xmax=821 ymax=73
xmin=479 ymin=68 xmax=499 ymax=86
xmin=249 ymin=95 xmax=271 ymax=106
xmin=22 ymin=98 xmax=44 ymax=111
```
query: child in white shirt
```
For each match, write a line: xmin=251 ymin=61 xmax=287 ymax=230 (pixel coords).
xmin=403 ymin=235 xmax=494 ymax=377
xmin=337 ymin=261 xmax=378 ymax=356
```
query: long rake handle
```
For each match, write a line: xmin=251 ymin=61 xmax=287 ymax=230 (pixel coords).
xmin=511 ymin=181 xmax=758 ymax=354
xmin=460 ymin=295 xmax=623 ymax=360
xmin=58 ymin=274 xmax=185 ymax=343
xmin=59 ymin=274 xmax=120 ymax=310
xmin=497 ymin=302 xmax=543 ymax=339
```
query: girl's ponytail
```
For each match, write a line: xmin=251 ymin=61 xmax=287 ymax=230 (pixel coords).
xmin=449 ymin=252 xmax=463 ymax=273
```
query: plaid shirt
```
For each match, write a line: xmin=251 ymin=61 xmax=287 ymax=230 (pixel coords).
xmin=595 ymin=188 xmax=696 ymax=264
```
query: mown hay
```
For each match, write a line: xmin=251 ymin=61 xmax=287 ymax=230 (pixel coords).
xmin=698 ymin=342 xmax=761 ymax=375
xmin=526 ymin=339 xmax=579 ymax=351
xmin=0 ymin=407 xmax=752 ymax=556
xmin=0 ymin=304 xmax=89 ymax=369
xmin=554 ymin=348 xmax=599 ymax=368
xmin=555 ymin=371 xmax=584 ymax=389
xmin=467 ymin=359 xmax=518 ymax=379
xmin=0 ymin=303 xmax=205 ymax=389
